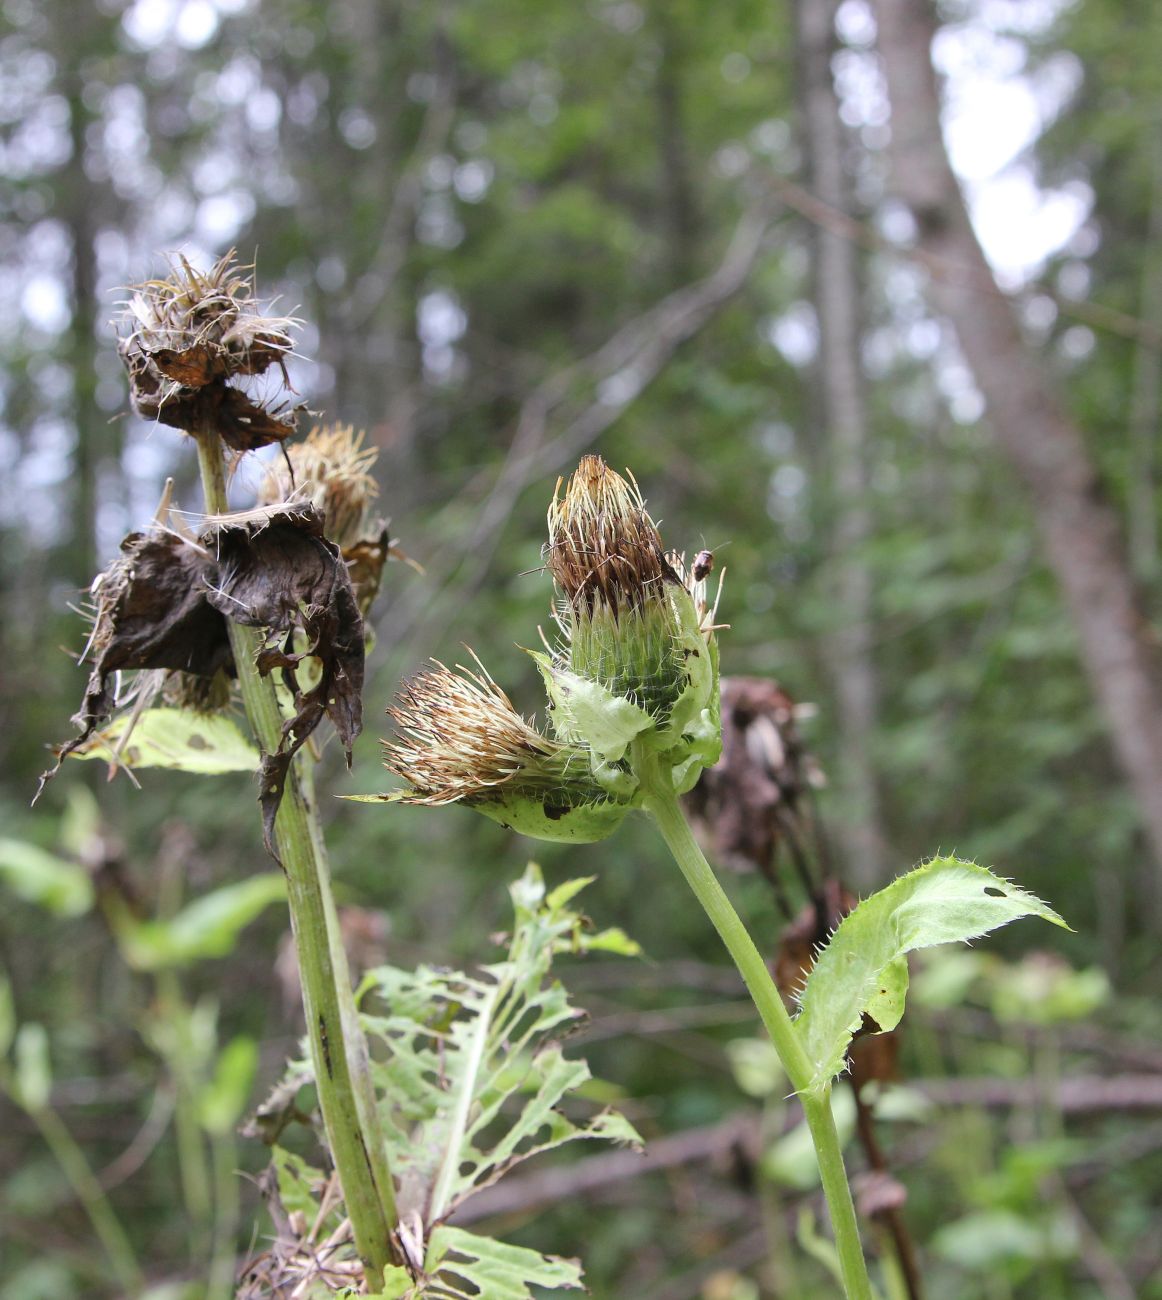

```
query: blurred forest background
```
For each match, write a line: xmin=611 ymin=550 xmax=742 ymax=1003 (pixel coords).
xmin=3 ymin=0 xmax=1162 ymax=1295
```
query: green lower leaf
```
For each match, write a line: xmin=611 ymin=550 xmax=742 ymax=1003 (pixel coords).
xmin=64 ymin=708 xmax=260 ymax=775
xmin=794 ymin=856 xmax=1068 ymax=1093
xmin=14 ymin=1023 xmax=52 ymax=1111
xmin=424 ymin=1226 xmax=582 ymax=1297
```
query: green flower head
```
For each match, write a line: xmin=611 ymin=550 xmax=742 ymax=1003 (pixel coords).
xmin=536 ymin=456 xmax=723 ymax=796
xmin=382 ymin=659 xmax=631 ymax=842
xmin=380 ymin=457 xmax=724 ymax=841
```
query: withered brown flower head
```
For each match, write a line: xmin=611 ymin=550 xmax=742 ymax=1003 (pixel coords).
xmin=383 ymin=660 xmax=574 ymax=805
xmin=545 ymin=455 xmax=674 ymax=615
xmin=117 ymin=251 xmax=300 ymax=450
xmin=260 ymin=423 xmax=379 ymax=550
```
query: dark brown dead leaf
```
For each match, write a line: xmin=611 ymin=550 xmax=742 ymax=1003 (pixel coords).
xmin=200 ymin=503 xmax=365 ymax=852
xmin=35 ymin=531 xmax=233 ymax=799
xmin=40 ymin=504 xmax=366 ymax=855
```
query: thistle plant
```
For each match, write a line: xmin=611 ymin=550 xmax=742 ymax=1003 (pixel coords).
xmin=383 ymin=455 xmax=1069 ymax=1300
xmin=41 ymin=254 xmax=402 ymax=1285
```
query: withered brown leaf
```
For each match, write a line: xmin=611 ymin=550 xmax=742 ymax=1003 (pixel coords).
xmin=200 ymin=503 xmax=364 ymax=853
xmin=41 ymin=504 xmax=366 ymax=859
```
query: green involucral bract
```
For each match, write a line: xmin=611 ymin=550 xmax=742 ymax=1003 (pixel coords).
xmin=536 ymin=583 xmax=721 ymax=797
xmin=469 ymin=788 xmax=633 ymax=844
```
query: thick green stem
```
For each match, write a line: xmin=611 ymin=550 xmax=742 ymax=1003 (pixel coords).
xmin=194 ymin=432 xmax=395 ymax=1280
xmin=640 ymin=760 xmax=873 ymax=1300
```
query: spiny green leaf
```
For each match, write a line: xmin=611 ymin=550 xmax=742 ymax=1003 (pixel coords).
xmin=64 ymin=708 xmax=260 ymax=775
xmin=0 ymin=839 xmax=94 ymax=917
xmin=115 ymin=874 xmax=286 ymax=970
xmin=794 ymin=856 xmax=1068 ymax=1093
xmin=529 ymin=649 xmax=654 ymax=761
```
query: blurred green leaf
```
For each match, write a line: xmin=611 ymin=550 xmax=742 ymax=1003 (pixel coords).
xmin=58 ymin=786 xmax=102 ymax=860
xmin=116 ymin=875 xmax=286 ymax=970
xmin=272 ymin=1147 xmax=329 ymax=1223
xmin=762 ymin=1089 xmax=855 ymax=1190
xmin=726 ymin=1036 xmax=785 ymax=1099
xmin=0 ymin=838 xmax=94 ymax=917
xmin=0 ymin=975 xmax=14 ymax=1059
xmin=64 ymin=708 xmax=260 ymax=775
xmin=198 ymin=1035 xmax=258 ymax=1136
xmin=933 ymin=1208 xmax=1078 ymax=1272
xmin=989 ymin=956 xmax=1110 ymax=1025
xmin=14 ymin=1023 xmax=52 ymax=1111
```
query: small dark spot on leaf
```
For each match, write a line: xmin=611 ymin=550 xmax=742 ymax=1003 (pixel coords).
xmin=984 ymin=885 xmax=1005 ymax=897
xmin=187 ymin=733 xmax=209 ymax=750
xmin=543 ymin=800 xmax=569 ymax=821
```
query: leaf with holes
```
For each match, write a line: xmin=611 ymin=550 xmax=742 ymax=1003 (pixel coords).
xmin=794 ymin=857 xmax=1068 ymax=1094
xmin=355 ymin=864 xmax=641 ymax=1228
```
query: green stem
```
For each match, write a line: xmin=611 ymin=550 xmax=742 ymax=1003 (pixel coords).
xmin=640 ymin=761 xmax=872 ymax=1300
xmin=26 ymin=1100 xmax=144 ymax=1297
xmin=155 ymin=970 xmax=213 ymax=1256
xmin=194 ymin=432 xmax=395 ymax=1280
xmin=206 ymin=1131 xmax=241 ymax=1300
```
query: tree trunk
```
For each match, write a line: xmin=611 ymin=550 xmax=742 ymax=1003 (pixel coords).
xmin=795 ymin=0 xmax=888 ymax=888
xmin=873 ymin=0 xmax=1162 ymax=872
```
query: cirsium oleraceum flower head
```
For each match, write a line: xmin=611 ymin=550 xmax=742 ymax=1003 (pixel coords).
xmin=535 ymin=456 xmax=723 ymax=797
xmin=377 ymin=456 xmax=724 ymax=844
xmin=380 ymin=658 xmax=631 ymax=842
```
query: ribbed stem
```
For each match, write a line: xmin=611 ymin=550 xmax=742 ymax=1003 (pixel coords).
xmin=194 ymin=432 xmax=395 ymax=1280
xmin=640 ymin=757 xmax=873 ymax=1300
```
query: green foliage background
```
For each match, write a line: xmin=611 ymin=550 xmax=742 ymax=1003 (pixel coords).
xmin=2 ymin=0 xmax=1161 ymax=1295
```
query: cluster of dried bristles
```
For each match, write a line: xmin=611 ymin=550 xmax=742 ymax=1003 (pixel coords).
xmin=545 ymin=454 xmax=676 ymax=616
xmin=383 ymin=658 xmax=574 ymax=805
xmin=118 ymin=251 xmax=300 ymax=450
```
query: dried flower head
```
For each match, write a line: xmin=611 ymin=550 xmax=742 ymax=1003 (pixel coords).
xmin=546 ymin=455 xmax=673 ymax=615
xmin=382 ymin=659 xmax=630 ymax=842
xmin=260 ymin=424 xmax=379 ymax=549
xmin=117 ymin=251 xmax=300 ymax=450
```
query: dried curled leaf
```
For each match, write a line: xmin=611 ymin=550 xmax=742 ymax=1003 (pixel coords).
xmin=36 ymin=529 xmax=234 ymax=797
xmin=41 ymin=504 xmax=366 ymax=853
xmin=200 ymin=503 xmax=365 ymax=851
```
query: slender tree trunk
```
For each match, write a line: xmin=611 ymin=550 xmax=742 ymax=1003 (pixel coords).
xmin=654 ymin=8 xmax=699 ymax=285
xmin=873 ymin=0 xmax=1162 ymax=872
xmin=1128 ymin=126 xmax=1162 ymax=583
xmin=58 ymin=2 xmax=103 ymax=584
xmin=795 ymin=0 xmax=887 ymax=888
